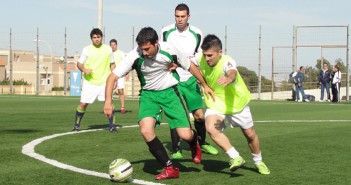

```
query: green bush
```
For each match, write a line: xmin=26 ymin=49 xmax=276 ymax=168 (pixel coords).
xmin=0 ymin=79 xmax=31 ymax=85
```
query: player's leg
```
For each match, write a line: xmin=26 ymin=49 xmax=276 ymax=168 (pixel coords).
xmin=138 ymin=90 xmax=179 ymax=180
xmin=97 ymin=83 xmax=116 ymax=131
xmin=117 ymin=77 xmax=126 ymax=113
xmin=72 ymin=80 xmax=96 ymax=131
xmin=73 ymin=103 xmax=88 ymax=131
xmin=234 ymin=106 xmax=270 ymax=175
xmin=205 ymin=110 xmax=244 ymax=171
xmin=193 ymin=108 xmax=218 ymax=155
xmin=162 ymin=86 xmax=202 ymax=164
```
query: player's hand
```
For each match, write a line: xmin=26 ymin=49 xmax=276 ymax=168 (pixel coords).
xmin=104 ymin=103 xmax=113 ymax=118
xmin=203 ymin=85 xmax=215 ymax=102
xmin=217 ymin=76 xmax=232 ymax=86
xmin=84 ymin=69 xmax=93 ymax=75
xmin=167 ymin=63 xmax=178 ymax=71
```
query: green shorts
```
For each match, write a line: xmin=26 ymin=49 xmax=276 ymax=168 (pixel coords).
xmin=138 ymin=86 xmax=191 ymax=129
xmin=178 ymin=76 xmax=204 ymax=112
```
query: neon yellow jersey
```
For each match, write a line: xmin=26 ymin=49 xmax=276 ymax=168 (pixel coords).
xmin=113 ymin=50 xmax=125 ymax=67
xmin=83 ymin=44 xmax=112 ymax=85
xmin=199 ymin=55 xmax=251 ymax=114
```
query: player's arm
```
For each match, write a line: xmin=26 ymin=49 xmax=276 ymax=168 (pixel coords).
xmin=77 ymin=48 xmax=92 ymax=75
xmin=188 ymin=61 xmax=215 ymax=101
xmin=217 ymin=59 xmax=237 ymax=86
xmin=104 ymin=73 xmax=119 ymax=118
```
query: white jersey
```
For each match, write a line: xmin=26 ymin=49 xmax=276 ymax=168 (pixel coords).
xmin=113 ymin=42 xmax=190 ymax=91
xmin=161 ymin=24 xmax=202 ymax=82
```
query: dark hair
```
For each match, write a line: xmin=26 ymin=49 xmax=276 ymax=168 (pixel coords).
xmin=136 ymin=27 xmax=158 ymax=46
xmin=335 ymin=64 xmax=340 ymax=71
xmin=300 ymin=66 xmax=304 ymax=70
xmin=110 ymin=39 xmax=117 ymax=45
xmin=90 ymin=28 xmax=103 ymax=38
xmin=201 ymin=34 xmax=222 ymax=51
xmin=175 ymin=3 xmax=190 ymax=15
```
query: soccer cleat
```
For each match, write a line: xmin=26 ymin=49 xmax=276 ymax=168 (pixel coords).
xmin=304 ymin=99 xmax=310 ymax=102
xmin=201 ymin=144 xmax=219 ymax=155
xmin=190 ymin=142 xmax=202 ymax=164
xmin=171 ymin=151 xmax=183 ymax=159
xmin=109 ymin=125 xmax=117 ymax=132
xmin=255 ymin=162 xmax=270 ymax=175
xmin=155 ymin=166 xmax=179 ymax=180
xmin=229 ymin=156 xmax=245 ymax=172
xmin=121 ymin=107 xmax=126 ymax=113
xmin=72 ymin=124 xmax=80 ymax=131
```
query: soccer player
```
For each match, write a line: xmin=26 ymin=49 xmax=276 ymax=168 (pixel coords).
xmin=160 ymin=3 xmax=218 ymax=159
xmin=192 ymin=34 xmax=270 ymax=175
xmin=109 ymin=39 xmax=126 ymax=113
xmin=72 ymin=28 xmax=117 ymax=132
xmin=104 ymin=27 xmax=213 ymax=180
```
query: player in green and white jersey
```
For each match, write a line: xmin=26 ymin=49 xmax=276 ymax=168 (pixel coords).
xmin=104 ymin=27 xmax=215 ymax=180
xmin=161 ymin=3 xmax=218 ymax=159
xmin=110 ymin=39 xmax=126 ymax=113
xmin=192 ymin=34 xmax=270 ymax=175
xmin=72 ymin=28 xmax=117 ymax=132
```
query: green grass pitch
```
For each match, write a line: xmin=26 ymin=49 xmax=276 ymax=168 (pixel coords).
xmin=0 ymin=95 xmax=350 ymax=185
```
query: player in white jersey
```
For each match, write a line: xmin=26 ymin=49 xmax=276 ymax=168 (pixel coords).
xmin=104 ymin=27 xmax=214 ymax=180
xmin=72 ymin=28 xmax=116 ymax=132
xmin=109 ymin=39 xmax=126 ymax=113
xmin=161 ymin=3 xmax=218 ymax=159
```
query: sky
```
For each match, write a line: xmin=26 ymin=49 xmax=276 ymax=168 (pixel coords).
xmin=1 ymin=0 xmax=350 ymax=78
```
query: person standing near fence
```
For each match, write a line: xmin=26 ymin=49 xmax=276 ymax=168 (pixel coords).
xmin=72 ymin=28 xmax=117 ymax=132
xmin=160 ymin=3 xmax=218 ymax=159
xmin=296 ymin=66 xmax=309 ymax=102
xmin=318 ymin=63 xmax=331 ymax=102
xmin=109 ymin=39 xmax=126 ymax=113
xmin=331 ymin=65 xmax=341 ymax=103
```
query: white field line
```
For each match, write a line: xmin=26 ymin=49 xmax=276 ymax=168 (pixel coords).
xmin=256 ymin=120 xmax=351 ymax=123
xmin=21 ymin=125 xmax=166 ymax=185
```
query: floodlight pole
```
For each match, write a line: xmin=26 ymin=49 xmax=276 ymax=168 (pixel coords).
xmin=98 ymin=0 xmax=103 ymax=29
xmin=64 ymin=27 xmax=67 ymax=95
xmin=36 ymin=28 xmax=40 ymax=96
xmin=9 ymin=28 xmax=13 ymax=94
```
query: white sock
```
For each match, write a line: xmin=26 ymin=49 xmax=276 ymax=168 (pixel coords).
xmin=252 ymin=151 xmax=262 ymax=164
xmin=226 ymin=147 xmax=240 ymax=159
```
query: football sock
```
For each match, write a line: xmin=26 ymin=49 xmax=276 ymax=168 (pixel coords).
xmin=74 ymin=106 xmax=85 ymax=125
xmin=186 ymin=129 xmax=198 ymax=147
xmin=194 ymin=120 xmax=206 ymax=145
xmin=170 ymin=128 xmax=180 ymax=152
xmin=108 ymin=109 xmax=116 ymax=127
xmin=252 ymin=151 xmax=262 ymax=164
xmin=226 ymin=147 xmax=240 ymax=159
xmin=147 ymin=137 xmax=172 ymax=167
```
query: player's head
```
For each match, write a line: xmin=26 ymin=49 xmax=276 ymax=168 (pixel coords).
xmin=110 ymin=39 xmax=118 ymax=52
xmin=300 ymin=66 xmax=305 ymax=72
xmin=323 ymin=62 xmax=329 ymax=69
xmin=90 ymin=28 xmax=103 ymax=47
xmin=175 ymin=3 xmax=190 ymax=31
xmin=136 ymin=27 xmax=159 ymax=59
xmin=201 ymin=34 xmax=223 ymax=67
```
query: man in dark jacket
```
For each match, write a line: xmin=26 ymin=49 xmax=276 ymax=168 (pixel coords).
xmin=318 ymin=63 xmax=331 ymax=102
xmin=295 ymin=66 xmax=309 ymax=102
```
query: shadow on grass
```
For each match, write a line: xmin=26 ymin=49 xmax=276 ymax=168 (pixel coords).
xmin=0 ymin=129 xmax=40 ymax=134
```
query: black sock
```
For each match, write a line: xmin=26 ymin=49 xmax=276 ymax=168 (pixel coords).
xmin=187 ymin=129 xmax=198 ymax=147
xmin=147 ymin=137 xmax=172 ymax=167
xmin=170 ymin=128 xmax=180 ymax=152
xmin=194 ymin=120 xmax=206 ymax=145
xmin=74 ymin=109 xmax=85 ymax=125
xmin=108 ymin=109 xmax=116 ymax=127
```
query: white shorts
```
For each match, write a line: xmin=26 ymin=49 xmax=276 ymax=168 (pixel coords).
xmin=116 ymin=77 xmax=125 ymax=90
xmin=80 ymin=80 xmax=106 ymax=104
xmin=204 ymin=105 xmax=254 ymax=131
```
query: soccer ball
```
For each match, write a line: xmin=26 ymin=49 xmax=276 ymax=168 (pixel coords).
xmin=109 ymin=158 xmax=133 ymax=182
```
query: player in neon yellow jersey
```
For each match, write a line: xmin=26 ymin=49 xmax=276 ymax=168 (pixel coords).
xmin=192 ymin=34 xmax=270 ymax=175
xmin=110 ymin=39 xmax=126 ymax=113
xmin=72 ymin=28 xmax=117 ymax=132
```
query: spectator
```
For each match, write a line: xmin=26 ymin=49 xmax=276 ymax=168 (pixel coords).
xmin=331 ymin=65 xmax=341 ymax=103
xmin=296 ymin=66 xmax=309 ymax=102
xmin=318 ymin=63 xmax=331 ymax=102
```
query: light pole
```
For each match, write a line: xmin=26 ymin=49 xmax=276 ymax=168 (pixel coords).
xmin=33 ymin=39 xmax=53 ymax=62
